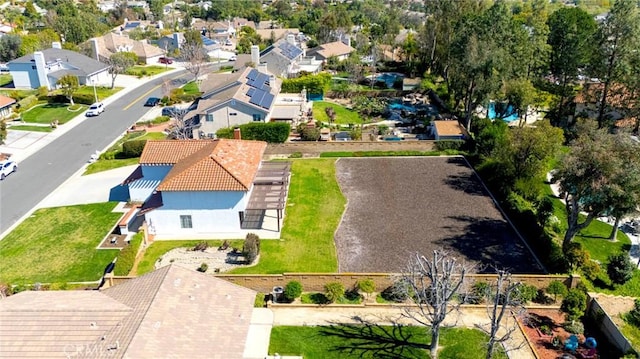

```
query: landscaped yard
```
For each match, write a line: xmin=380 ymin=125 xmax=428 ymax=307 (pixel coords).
xmin=21 ymin=103 xmax=87 ymax=124
xmin=126 ymin=65 xmax=172 ymax=77
xmin=312 ymin=101 xmax=363 ymax=125
xmin=83 ymin=131 xmax=167 ymax=175
xmin=8 ymin=125 xmax=53 ymax=132
xmin=0 ymin=203 xmax=121 ymax=284
xmin=182 ymin=81 xmax=200 ymax=95
xmin=73 ymin=86 xmax=123 ymax=101
xmin=269 ymin=326 xmax=507 ymax=359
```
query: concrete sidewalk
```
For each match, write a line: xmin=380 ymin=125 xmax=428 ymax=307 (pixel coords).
xmin=268 ymin=306 xmax=536 ymax=359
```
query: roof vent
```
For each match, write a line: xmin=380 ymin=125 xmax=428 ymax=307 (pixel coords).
xmin=90 ymin=322 xmax=97 ymax=328
xmin=226 ymin=294 xmax=231 ymax=300
xmin=189 ymin=295 xmax=195 ymax=301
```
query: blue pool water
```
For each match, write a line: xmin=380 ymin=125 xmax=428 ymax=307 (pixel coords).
xmin=487 ymin=102 xmax=518 ymax=122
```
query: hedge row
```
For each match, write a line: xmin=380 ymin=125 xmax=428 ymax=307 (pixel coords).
xmin=216 ymin=122 xmax=290 ymax=143
xmin=113 ymin=232 xmax=144 ymax=276
xmin=46 ymin=93 xmax=96 ymax=105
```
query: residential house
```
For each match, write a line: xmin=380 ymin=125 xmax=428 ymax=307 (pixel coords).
xmin=0 ymin=264 xmax=265 ymax=358
xmin=0 ymin=23 xmax=14 ymax=37
xmin=87 ymin=32 xmax=165 ymax=65
xmin=255 ymin=37 xmax=307 ymax=78
xmin=573 ymin=82 xmax=637 ymax=125
xmin=157 ymin=33 xmax=218 ymax=56
xmin=0 ymin=94 xmax=15 ymax=119
xmin=125 ymin=138 xmax=289 ymax=238
xmin=306 ymin=39 xmax=355 ymax=62
xmin=185 ymin=66 xmax=280 ymax=138
xmin=255 ymin=28 xmax=300 ymax=43
xmin=232 ymin=17 xmax=255 ymax=30
xmin=8 ymin=45 xmax=110 ymax=90
xmin=193 ymin=19 xmax=235 ymax=41
xmin=432 ymin=120 xmax=468 ymax=140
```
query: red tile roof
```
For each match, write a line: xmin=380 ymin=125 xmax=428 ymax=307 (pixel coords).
xmin=140 ymin=139 xmax=267 ymax=192
xmin=0 ymin=95 xmax=16 ymax=109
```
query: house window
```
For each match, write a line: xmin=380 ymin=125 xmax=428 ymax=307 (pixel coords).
xmin=32 ymin=65 xmax=37 ymax=70
xmin=239 ymin=211 xmax=244 ymax=224
xmin=252 ymin=114 xmax=262 ymax=122
xmin=206 ymin=113 xmax=214 ymax=122
xmin=180 ymin=215 xmax=193 ymax=228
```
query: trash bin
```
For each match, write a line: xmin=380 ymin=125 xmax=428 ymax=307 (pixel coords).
xmin=272 ymin=286 xmax=284 ymax=303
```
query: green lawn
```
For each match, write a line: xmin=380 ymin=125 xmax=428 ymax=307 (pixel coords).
xmin=0 ymin=203 xmax=121 ymax=284
xmin=182 ymin=81 xmax=200 ymax=95
xmin=620 ymin=321 xmax=640 ymax=354
xmin=21 ymin=103 xmax=87 ymax=124
xmin=83 ymin=132 xmax=167 ymax=175
xmin=8 ymin=125 xmax=53 ymax=132
xmin=126 ymin=65 xmax=171 ymax=77
xmin=73 ymin=86 xmax=123 ymax=101
xmin=313 ymin=101 xmax=363 ymax=125
xmin=230 ymin=159 xmax=344 ymax=273
xmin=0 ymin=74 xmax=12 ymax=87
xmin=269 ymin=326 xmax=507 ymax=359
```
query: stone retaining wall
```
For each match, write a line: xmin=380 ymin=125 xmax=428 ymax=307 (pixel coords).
xmin=588 ymin=295 xmax=635 ymax=355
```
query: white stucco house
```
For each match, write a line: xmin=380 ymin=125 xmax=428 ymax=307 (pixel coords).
xmin=125 ymin=139 xmax=289 ymax=239
xmin=8 ymin=45 xmax=110 ymax=89
xmin=185 ymin=66 xmax=281 ymax=139
xmin=86 ymin=32 xmax=165 ymax=65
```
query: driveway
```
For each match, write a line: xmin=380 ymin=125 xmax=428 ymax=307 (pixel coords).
xmin=37 ymin=165 xmax=137 ymax=209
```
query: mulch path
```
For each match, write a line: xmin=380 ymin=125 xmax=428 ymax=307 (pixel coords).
xmin=333 ymin=157 xmax=543 ymax=273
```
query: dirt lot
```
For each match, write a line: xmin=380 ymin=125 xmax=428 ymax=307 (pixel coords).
xmin=334 ymin=156 xmax=543 ymax=273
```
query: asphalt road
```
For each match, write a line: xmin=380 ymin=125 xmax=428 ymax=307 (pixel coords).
xmin=0 ymin=69 xmax=193 ymax=235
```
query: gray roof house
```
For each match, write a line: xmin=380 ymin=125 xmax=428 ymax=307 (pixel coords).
xmin=8 ymin=45 xmax=110 ymax=90
xmin=186 ymin=66 xmax=281 ymax=139
xmin=0 ymin=265 xmax=261 ymax=358
xmin=256 ymin=36 xmax=305 ymax=78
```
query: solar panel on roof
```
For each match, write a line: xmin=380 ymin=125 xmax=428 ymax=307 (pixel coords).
xmin=260 ymin=93 xmax=274 ymax=109
xmin=247 ymin=69 xmax=258 ymax=81
xmin=247 ymin=88 xmax=255 ymax=96
xmin=249 ymin=89 xmax=266 ymax=106
xmin=202 ymin=36 xmax=215 ymax=46
xmin=255 ymin=73 xmax=269 ymax=87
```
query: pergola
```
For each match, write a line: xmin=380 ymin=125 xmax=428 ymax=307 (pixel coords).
xmin=244 ymin=162 xmax=291 ymax=231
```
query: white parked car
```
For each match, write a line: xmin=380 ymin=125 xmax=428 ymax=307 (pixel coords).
xmin=86 ymin=102 xmax=105 ymax=117
xmin=0 ymin=160 xmax=17 ymax=180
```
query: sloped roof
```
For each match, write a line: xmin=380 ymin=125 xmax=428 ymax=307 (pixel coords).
xmin=310 ymin=41 xmax=355 ymax=59
xmin=255 ymin=28 xmax=299 ymax=41
xmin=0 ymin=265 xmax=257 ymax=358
xmin=0 ymin=94 xmax=16 ymax=108
xmin=92 ymin=33 xmax=164 ymax=60
xmin=434 ymin=120 xmax=467 ymax=137
xmin=140 ymin=139 xmax=267 ymax=192
xmin=9 ymin=48 xmax=109 ymax=75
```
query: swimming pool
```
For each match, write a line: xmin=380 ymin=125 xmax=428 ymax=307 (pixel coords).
xmin=376 ymin=73 xmax=404 ymax=88
xmin=487 ymin=102 xmax=518 ymax=122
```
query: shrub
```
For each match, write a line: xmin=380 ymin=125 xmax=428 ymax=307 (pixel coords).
xmin=581 ymin=260 xmax=601 ymax=281
xmin=16 ymin=95 xmax=38 ymax=113
xmin=197 ymin=263 xmax=208 ymax=272
xmin=37 ymin=86 xmax=49 ymax=98
xmin=381 ymin=281 xmax=409 ymax=303
xmin=284 ymin=281 xmax=303 ymax=302
xmin=289 ymin=152 xmax=303 ymax=158
xmin=254 ymin=293 xmax=266 ymax=308
xmin=561 ymin=289 xmax=587 ymax=322
xmin=113 ymin=233 xmax=143 ymax=276
xmin=435 ymin=140 xmax=465 ymax=151
xmin=193 ymin=241 xmax=209 ymax=251
xmin=607 ymin=253 xmax=634 ymax=285
xmin=514 ymin=283 xmax=539 ymax=304
xmin=216 ymin=122 xmax=290 ymax=143
xmin=546 ymin=280 xmax=568 ymax=302
xmin=300 ymin=127 xmax=321 ymax=141
xmin=626 ymin=299 xmax=640 ymax=327
xmin=467 ymin=281 xmax=490 ymax=304
xmin=324 ymin=282 xmax=345 ymax=303
xmin=243 ymin=233 xmax=260 ymax=264
xmin=357 ymin=279 xmax=376 ymax=297
xmin=562 ymin=321 xmax=585 ymax=335
xmin=122 ymin=140 xmax=147 ymax=158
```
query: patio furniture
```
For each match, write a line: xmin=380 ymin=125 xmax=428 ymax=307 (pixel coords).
xmin=110 ymin=236 xmax=117 ymax=244
xmin=564 ymin=334 xmax=579 ymax=353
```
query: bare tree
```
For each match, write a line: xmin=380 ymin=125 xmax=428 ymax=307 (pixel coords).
xmin=165 ymin=107 xmax=194 ymax=139
xmin=399 ymin=251 xmax=473 ymax=359
xmin=476 ymin=270 xmax=526 ymax=359
xmin=181 ymin=29 xmax=207 ymax=81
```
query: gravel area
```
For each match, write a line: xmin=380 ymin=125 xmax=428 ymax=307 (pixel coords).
xmin=155 ymin=247 xmax=256 ymax=273
xmin=334 ymin=157 xmax=543 ymax=273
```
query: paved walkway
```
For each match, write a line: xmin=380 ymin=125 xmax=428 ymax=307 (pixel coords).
xmin=267 ymin=306 xmax=536 ymax=359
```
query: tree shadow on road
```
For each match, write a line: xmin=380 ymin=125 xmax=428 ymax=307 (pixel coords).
xmin=318 ymin=316 xmax=429 ymax=359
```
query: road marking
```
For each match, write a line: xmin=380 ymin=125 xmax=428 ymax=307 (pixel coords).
xmin=123 ymin=84 xmax=161 ymax=111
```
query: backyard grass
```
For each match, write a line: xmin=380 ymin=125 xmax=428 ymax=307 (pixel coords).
xmin=0 ymin=74 xmax=12 ymax=87
xmin=21 ymin=103 xmax=87 ymax=124
xmin=8 ymin=125 xmax=53 ymax=132
xmin=320 ymin=150 xmax=459 ymax=158
xmin=126 ymin=65 xmax=171 ymax=77
xmin=230 ymin=159 xmax=344 ymax=273
xmin=620 ymin=321 xmax=640 ymax=354
xmin=73 ymin=86 xmax=123 ymax=101
xmin=0 ymin=203 xmax=121 ymax=284
xmin=312 ymin=101 xmax=363 ymax=125
xmin=269 ymin=326 xmax=507 ymax=359
xmin=182 ymin=81 xmax=200 ymax=95
xmin=83 ymin=132 xmax=167 ymax=175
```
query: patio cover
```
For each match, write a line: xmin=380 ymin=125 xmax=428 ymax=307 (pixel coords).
xmin=245 ymin=162 xmax=291 ymax=231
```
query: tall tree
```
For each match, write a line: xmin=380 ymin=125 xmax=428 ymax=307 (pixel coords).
xmin=553 ymin=121 xmax=640 ymax=249
xmin=57 ymin=74 xmax=79 ymax=105
xmin=399 ymin=251 xmax=473 ymax=359
xmin=0 ymin=35 xmax=22 ymax=62
xmin=590 ymin=0 xmax=640 ymax=129
xmin=547 ymin=7 xmax=597 ymax=118
xmin=107 ymin=52 xmax=136 ymax=89
xmin=181 ymin=30 xmax=206 ymax=81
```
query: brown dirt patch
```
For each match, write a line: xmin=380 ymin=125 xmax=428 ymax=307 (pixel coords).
xmin=334 ymin=157 xmax=543 ymax=273
xmin=519 ymin=308 xmax=583 ymax=359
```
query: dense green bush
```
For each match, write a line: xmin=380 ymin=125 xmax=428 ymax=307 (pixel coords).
xmin=300 ymin=126 xmax=320 ymax=141
xmin=113 ymin=233 xmax=143 ymax=276
xmin=546 ymin=280 xmax=568 ymax=302
xmin=216 ymin=122 xmax=290 ymax=143
xmin=435 ymin=140 xmax=465 ymax=151
xmin=514 ymin=283 xmax=538 ymax=304
xmin=243 ymin=233 xmax=260 ymax=264
xmin=197 ymin=263 xmax=208 ymax=273
xmin=607 ymin=253 xmax=635 ymax=285
xmin=357 ymin=279 xmax=376 ymax=296
xmin=561 ymin=289 xmax=587 ymax=321
xmin=324 ymin=282 xmax=345 ymax=303
xmin=16 ymin=95 xmax=39 ymax=113
xmin=284 ymin=281 xmax=303 ymax=302
xmin=381 ymin=281 xmax=409 ymax=303
xmin=122 ymin=140 xmax=147 ymax=158
xmin=627 ymin=299 xmax=640 ymax=327
xmin=467 ymin=281 xmax=490 ymax=304
xmin=562 ymin=321 xmax=585 ymax=335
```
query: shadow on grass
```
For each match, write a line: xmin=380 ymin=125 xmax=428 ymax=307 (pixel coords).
xmin=318 ymin=317 xmax=429 ymax=359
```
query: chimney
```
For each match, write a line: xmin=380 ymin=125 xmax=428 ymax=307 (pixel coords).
xmin=51 ymin=42 xmax=62 ymax=49
xmin=342 ymin=34 xmax=351 ymax=47
xmin=258 ymin=62 xmax=268 ymax=74
xmin=90 ymin=38 xmax=99 ymax=60
xmin=250 ymin=45 xmax=260 ymax=67
xmin=173 ymin=33 xmax=182 ymax=49
xmin=233 ymin=128 xmax=241 ymax=140
xmin=269 ymin=75 xmax=275 ymax=88
xmin=33 ymin=51 xmax=50 ymax=89
xmin=286 ymin=33 xmax=295 ymax=46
